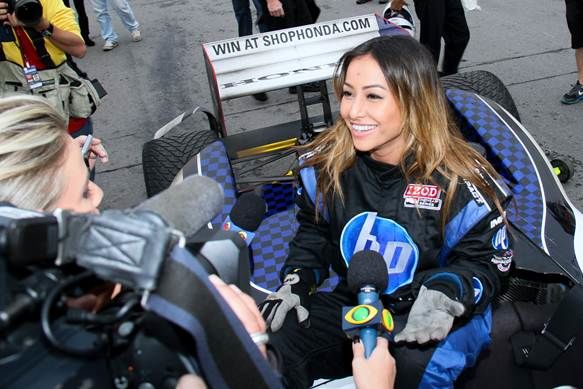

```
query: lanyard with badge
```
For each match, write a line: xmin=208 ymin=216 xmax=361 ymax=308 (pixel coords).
xmin=14 ymin=26 xmax=43 ymax=90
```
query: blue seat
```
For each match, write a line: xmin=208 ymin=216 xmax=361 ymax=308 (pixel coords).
xmin=194 ymin=139 xmax=339 ymax=295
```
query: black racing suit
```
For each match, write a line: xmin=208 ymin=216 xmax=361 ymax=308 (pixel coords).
xmin=268 ymin=153 xmax=513 ymax=388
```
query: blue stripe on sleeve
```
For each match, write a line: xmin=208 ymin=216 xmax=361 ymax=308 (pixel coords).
xmin=438 ymin=201 xmax=490 ymax=267
xmin=419 ymin=305 xmax=492 ymax=389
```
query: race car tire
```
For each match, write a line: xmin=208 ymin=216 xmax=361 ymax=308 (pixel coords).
xmin=441 ymin=70 xmax=521 ymax=121
xmin=142 ymin=130 xmax=218 ymax=197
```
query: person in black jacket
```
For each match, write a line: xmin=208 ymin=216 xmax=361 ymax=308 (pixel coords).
xmin=258 ymin=35 xmax=513 ymax=388
xmin=63 ymin=0 xmax=95 ymax=46
xmin=390 ymin=0 xmax=469 ymax=76
xmin=259 ymin=0 xmax=319 ymax=32
xmin=259 ymin=0 xmax=321 ymax=93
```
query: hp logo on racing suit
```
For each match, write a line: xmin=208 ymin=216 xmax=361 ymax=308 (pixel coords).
xmin=491 ymin=225 xmax=509 ymax=250
xmin=340 ymin=212 xmax=419 ymax=294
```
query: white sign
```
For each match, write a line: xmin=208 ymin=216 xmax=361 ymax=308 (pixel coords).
xmin=204 ymin=15 xmax=378 ymax=60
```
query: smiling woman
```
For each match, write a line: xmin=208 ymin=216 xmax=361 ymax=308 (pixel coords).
xmin=339 ymin=54 xmax=405 ymax=165
xmin=259 ymin=35 xmax=515 ymax=388
xmin=0 ymin=95 xmax=106 ymax=213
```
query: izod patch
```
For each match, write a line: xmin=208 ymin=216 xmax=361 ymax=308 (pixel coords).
xmin=403 ymin=184 xmax=443 ymax=211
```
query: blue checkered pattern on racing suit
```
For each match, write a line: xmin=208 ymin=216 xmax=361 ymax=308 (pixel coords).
xmin=446 ymin=89 xmax=544 ymax=249
xmin=197 ymin=145 xmax=338 ymax=293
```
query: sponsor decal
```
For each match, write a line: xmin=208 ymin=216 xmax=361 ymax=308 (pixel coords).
xmin=220 ymin=63 xmax=337 ymax=90
xmin=340 ymin=212 xmax=419 ymax=294
xmin=403 ymin=184 xmax=442 ymax=211
xmin=489 ymin=215 xmax=504 ymax=229
xmin=464 ymin=180 xmax=485 ymax=205
xmin=222 ymin=217 xmax=255 ymax=245
xmin=491 ymin=225 xmax=509 ymax=250
xmin=208 ymin=17 xmax=374 ymax=58
xmin=472 ymin=277 xmax=484 ymax=304
xmin=491 ymin=250 xmax=513 ymax=272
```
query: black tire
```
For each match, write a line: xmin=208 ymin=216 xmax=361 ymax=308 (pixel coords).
xmin=142 ymin=130 xmax=218 ymax=197
xmin=441 ymin=70 xmax=521 ymax=121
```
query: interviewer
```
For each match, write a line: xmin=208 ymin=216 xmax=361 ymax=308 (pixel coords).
xmin=0 ymin=95 xmax=107 ymax=213
xmin=0 ymin=94 xmax=112 ymax=310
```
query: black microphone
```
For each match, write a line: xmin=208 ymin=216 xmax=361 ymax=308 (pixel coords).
xmin=347 ymin=250 xmax=388 ymax=358
xmin=136 ymin=175 xmax=224 ymax=236
xmin=222 ymin=192 xmax=266 ymax=245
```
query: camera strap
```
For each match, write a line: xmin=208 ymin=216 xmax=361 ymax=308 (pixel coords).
xmin=23 ymin=27 xmax=56 ymax=69
xmin=142 ymin=245 xmax=283 ymax=389
xmin=13 ymin=26 xmax=47 ymax=90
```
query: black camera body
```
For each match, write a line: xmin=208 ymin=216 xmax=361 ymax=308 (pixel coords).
xmin=0 ymin=205 xmax=253 ymax=388
xmin=6 ymin=0 xmax=43 ymax=27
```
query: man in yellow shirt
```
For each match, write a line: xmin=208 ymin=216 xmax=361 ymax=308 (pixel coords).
xmin=0 ymin=0 xmax=96 ymax=136
xmin=0 ymin=0 xmax=86 ymax=70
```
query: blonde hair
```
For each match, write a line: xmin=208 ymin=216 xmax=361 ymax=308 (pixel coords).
xmin=0 ymin=95 xmax=69 ymax=211
xmin=302 ymin=35 xmax=504 ymax=226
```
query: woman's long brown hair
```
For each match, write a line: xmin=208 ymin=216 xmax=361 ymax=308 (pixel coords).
xmin=300 ymin=35 xmax=505 ymax=228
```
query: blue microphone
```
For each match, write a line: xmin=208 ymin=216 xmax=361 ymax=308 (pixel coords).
xmin=346 ymin=250 xmax=388 ymax=358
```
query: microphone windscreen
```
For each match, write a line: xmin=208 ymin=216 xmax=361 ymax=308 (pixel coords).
xmin=229 ymin=192 xmax=267 ymax=232
xmin=347 ymin=250 xmax=388 ymax=293
xmin=136 ymin=175 xmax=224 ymax=236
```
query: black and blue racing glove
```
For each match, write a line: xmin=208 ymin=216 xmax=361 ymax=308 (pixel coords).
xmin=258 ymin=268 xmax=316 ymax=332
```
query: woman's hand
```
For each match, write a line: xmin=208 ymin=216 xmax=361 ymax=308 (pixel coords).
xmin=176 ymin=276 xmax=267 ymax=389
xmin=74 ymin=135 xmax=109 ymax=170
xmin=176 ymin=374 xmax=207 ymax=389
xmin=208 ymin=274 xmax=268 ymax=356
xmin=352 ymin=337 xmax=396 ymax=389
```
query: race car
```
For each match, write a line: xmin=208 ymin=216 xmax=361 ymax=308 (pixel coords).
xmin=141 ymin=13 xmax=583 ymax=388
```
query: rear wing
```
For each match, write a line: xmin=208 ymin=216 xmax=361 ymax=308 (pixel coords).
xmin=202 ymin=14 xmax=407 ymax=136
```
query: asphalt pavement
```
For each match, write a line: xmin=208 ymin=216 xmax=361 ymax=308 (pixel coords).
xmin=75 ymin=0 xmax=583 ymax=211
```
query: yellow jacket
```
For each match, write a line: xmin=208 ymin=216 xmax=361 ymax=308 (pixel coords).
xmin=0 ymin=0 xmax=81 ymax=68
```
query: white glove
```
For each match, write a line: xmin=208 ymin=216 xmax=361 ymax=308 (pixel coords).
xmin=394 ymin=285 xmax=465 ymax=344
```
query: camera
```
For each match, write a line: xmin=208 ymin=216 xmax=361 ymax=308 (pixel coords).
xmin=6 ymin=0 xmax=43 ymax=26
xmin=0 ymin=204 xmax=259 ymax=388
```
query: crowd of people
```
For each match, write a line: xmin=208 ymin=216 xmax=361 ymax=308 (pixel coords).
xmin=0 ymin=0 xmax=580 ymax=388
